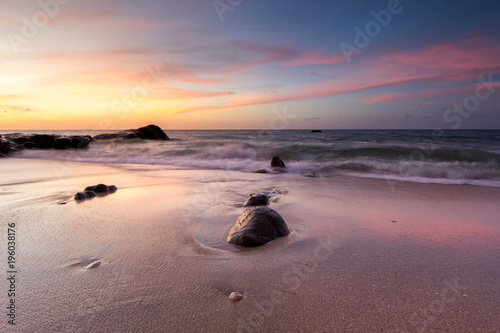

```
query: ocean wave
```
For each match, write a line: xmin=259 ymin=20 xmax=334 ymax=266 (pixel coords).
xmin=9 ymin=129 xmax=500 ymax=187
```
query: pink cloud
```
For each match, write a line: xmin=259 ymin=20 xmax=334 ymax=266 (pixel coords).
xmin=364 ymin=87 xmax=474 ymax=104
xmin=380 ymin=36 xmax=500 ymax=70
xmin=281 ymin=51 xmax=345 ymax=66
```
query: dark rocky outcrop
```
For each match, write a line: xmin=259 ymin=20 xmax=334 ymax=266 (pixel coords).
xmin=0 ymin=125 xmax=165 ymax=157
xmin=93 ymin=124 xmax=169 ymax=141
xmin=24 ymin=134 xmax=58 ymax=149
xmin=0 ymin=137 xmax=12 ymax=157
xmin=74 ymin=191 xmax=97 ymax=201
xmin=244 ymin=194 xmax=269 ymax=207
xmin=227 ymin=207 xmax=290 ymax=247
xmin=136 ymin=124 xmax=169 ymax=140
xmin=75 ymin=184 xmax=117 ymax=201
xmin=311 ymin=130 xmax=322 ymax=133
xmin=1 ymin=133 xmax=90 ymax=155
xmin=253 ymin=169 xmax=269 ymax=174
xmin=54 ymin=136 xmax=90 ymax=150
xmin=84 ymin=184 xmax=117 ymax=195
xmin=270 ymin=156 xmax=286 ymax=168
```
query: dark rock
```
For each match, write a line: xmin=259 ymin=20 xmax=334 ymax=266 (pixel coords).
xmin=83 ymin=135 xmax=94 ymax=142
xmin=27 ymin=134 xmax=58 ymax=149
xmin=270 ymin=156 xmax=286 ymax=168
xmin=93 ymin=124 xmax=169 ymax=141
xmin=74 ymin=191 xmax=97 ymax=201
xmin=227 ymin=207 xmax=290 ymax=247
xmin=0 ymin=138 xmax=12 ymax=157
xmin=3 ymin=133 xmax=89 ymax=151
xmin=54 ymin=137 xmax=73 ymax=150
xmin=11 ymin=136 xmax=29 ymax=145
xmin=93 ymin=133 xmax=120 ymax=140
xmin=70 ymin=136 xmax=90 ymax=149
xmin=254 ymin=169 xmax=269 ymax=174
xmin=84 ymin=184 xmax=117 ymax=195
xmin=136 ymin=124 xmax=169 ymax=140
xmin=52 ymin=135 xmax=89 ymax=150
xmin=244 ymin=194 xmax=269 ymax=207
xmin=311 ymin=130 xmax=322 ymax=133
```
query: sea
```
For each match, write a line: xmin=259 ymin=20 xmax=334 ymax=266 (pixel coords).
xmin=2 ymin=129 xmax=500 ymax=187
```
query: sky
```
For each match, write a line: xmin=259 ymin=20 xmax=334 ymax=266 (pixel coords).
xmin=0 ymin=0 xmax=499 ymax=130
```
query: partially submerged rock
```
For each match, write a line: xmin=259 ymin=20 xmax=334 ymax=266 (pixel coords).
xmin=84 ymin=184 xmax=117 ymax=195
xmin=270 ymin=156 xmax=286 ymax=168
xmin=311 ymin=130 xmax=322 ymax=133
xmin=1 ymin=133 xmax=90 ymax=156
xmin=227 ymin=207 xmax=290 ymax=247
xmin=93 ymin=124 xmax=169 ymax=141
xmin=75 ymin=184 xmax=117 ymax=201
xmin=54 ymin=136 xmax=90 ymax=150
xmin=244 ymin=194 xmax=269 ymax=207
xmin=74 ymin=191 xmax=97 ymax=201
xmin=0 ymin=137 xmax=12 ymax=157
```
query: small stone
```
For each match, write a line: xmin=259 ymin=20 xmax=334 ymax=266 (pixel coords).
xmin=229 ymin=292 xmax=243 ymax=301
xmin=85 ymin=260 xmax=101 ymax=270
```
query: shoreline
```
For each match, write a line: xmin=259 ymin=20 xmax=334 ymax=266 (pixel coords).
xmin=1 ymin=158 xmax=499 ymax=332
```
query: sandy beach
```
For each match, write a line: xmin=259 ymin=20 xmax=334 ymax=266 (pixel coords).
xmin=0 ymin=157 xmax=498 ymax=332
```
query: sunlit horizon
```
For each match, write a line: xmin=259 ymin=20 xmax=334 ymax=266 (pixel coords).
xmin=1 ymin=0 xmax=499 ymax=130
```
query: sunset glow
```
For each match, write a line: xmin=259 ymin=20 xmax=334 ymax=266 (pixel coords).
xmin=1 ymin=0 xmax=499 ymax=130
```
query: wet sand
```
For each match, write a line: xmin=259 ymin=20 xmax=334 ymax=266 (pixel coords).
xmin=1 ymin=158 xmax=499 ymax=332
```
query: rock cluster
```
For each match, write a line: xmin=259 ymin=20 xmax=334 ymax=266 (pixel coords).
xmin=75 ymin=184 xmax=117 ymax=201
xmin=0 ymin=125 xmax=168 ymax=157
xmin=93 ymin=124 xmax=169 ymax=141
xmin=0 ymin=134 xmax=91 ymax=156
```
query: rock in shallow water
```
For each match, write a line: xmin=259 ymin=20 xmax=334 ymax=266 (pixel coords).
xmin=227 ymin=207 xmax=290 ymax=247
xmin=93 ymin=124 xmax=169 ymax=141
xmin=244 ymin=193 xmax=269 ymax=207
xmin=84 ymin=184 xmax=117 ymax=194
xmin=270 ymin=156 xmax=286 ymax=168
xmin=0 ymin=137 xmax=12 ymax=157
xmin=74 ymin=191 xmax=97 ymax=201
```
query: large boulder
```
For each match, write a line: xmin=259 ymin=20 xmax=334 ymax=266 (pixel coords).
xmin=271 ymin=156 xmax=286 ymax=168
xmin=93 ymin=124 xmax=169 ymax=141
xmin=136 ymin=125 xmax=169 ymax=140
xmin=227 ymin=207 xmax=290 ymax=247
xmin=244 ymin=194 xmax=269 ymax=207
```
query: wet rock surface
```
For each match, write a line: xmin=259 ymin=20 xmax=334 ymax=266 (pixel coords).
xmin=243 ymin=193 xmax=269 ymax=207
xmin=227 ymin=207 xmax=290 ymax=247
